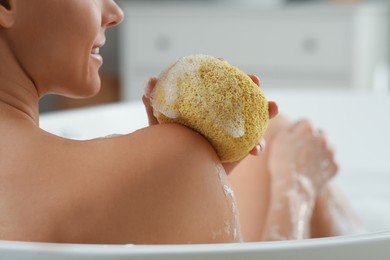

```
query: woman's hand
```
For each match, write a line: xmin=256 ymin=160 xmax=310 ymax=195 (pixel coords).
xmin=142 ymin=75 xmax=278 ymax=174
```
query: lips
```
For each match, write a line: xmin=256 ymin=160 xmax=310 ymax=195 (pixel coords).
xmin=90 ymin=42 xmax=104 ymax=63
xmin=92 ymin=39 xmax=105 ymax=53
xmin=91 ymin=48 xmax=100 ymax=55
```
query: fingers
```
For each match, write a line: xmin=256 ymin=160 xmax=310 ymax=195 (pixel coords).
xmin=143 ymin=77 xmax=159 ymax=126
xmin=268 ymin=101 xmax=279 ymax=119
xmin=144 ymin=77 xmax=158 ymax=98
xmin=247 ymin=74 xmax=279 ymax=121
xmin=142 ymin=95 xmax=159 ymax=126
xmin=248 ymin=74 xmax=261 ymax=86
xmin=249 ymin=138 xmax=266 ymax=156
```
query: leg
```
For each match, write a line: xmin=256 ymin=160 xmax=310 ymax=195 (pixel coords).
xmin=228 ymin=152 xmax=270 ymax=242
xmin=228 ymin=115 xmax=291 ymax=242
xmin=311 ymin=183 xmax=363 ymax=238
xmin=230 ymin=114 xmax=361 ymax=241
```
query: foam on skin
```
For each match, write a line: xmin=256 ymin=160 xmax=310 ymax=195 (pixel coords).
xmin=151 ymin=54 xmax=269 ymax=162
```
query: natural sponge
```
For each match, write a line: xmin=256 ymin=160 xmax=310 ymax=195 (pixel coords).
xmin=151 ymin=55 xmax=269 ymax=163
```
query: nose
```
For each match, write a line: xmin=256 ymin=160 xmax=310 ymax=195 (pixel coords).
xmin=102 ymin=0 xmax=124 ymax=28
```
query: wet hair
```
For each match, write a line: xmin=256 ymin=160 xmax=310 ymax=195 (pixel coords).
xmin=0 ymin=0 xmax=10 ymax=10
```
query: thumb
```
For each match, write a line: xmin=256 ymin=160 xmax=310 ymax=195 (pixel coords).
xmin=143 ymin=77 xmax=159 ymax=126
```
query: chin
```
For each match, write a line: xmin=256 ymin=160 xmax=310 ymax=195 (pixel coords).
xmin=77 ymin=85 xmax=101 ymax=98
xmin=59 ymin=78 xmax=102 ymax=99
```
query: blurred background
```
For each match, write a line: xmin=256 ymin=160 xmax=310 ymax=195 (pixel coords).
xmin=39 ymin=0 xmax=390 ymax=112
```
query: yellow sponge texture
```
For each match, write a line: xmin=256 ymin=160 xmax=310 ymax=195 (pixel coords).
xmin=151 ymin=55 xmax=269 ymax=163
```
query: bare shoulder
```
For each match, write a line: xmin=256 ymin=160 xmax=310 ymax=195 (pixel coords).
xmin=61 ymin=124 xmax=240 ymax=244
xmin=84 ymin=123 xmax=221 ymax=181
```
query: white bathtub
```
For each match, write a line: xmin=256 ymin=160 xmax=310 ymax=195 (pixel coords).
xmin=1 ymin=90 xmax=389 ymax=259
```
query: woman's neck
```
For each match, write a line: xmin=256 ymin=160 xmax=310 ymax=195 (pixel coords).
xmin=0 ymin=78 xmax=40 ymax=124
xmin=0 ymin=40 xmax=40 ymax=125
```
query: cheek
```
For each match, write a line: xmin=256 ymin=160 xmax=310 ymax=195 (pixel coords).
xmin=37 ymin=18 xmax=101 ymax=95
xmin=54 ymin=9 xmax=102 ymax=96
xmin=50 ymin=41 xmax=102 ymax=98
xmin=10 ymin=1 xmax=102 ymax=97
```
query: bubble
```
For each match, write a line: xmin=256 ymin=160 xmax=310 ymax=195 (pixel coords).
xmin=223 ymin=184 xmax=235 ymax=198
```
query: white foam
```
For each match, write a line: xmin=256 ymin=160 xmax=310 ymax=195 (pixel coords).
xmin=164 ymin=56 xmax=201 ymax=104
xmin=152 ymin=56 xmax=201 ymax=119
xmin=153 ymin=55 xmax=246 ymax=138
xmin=152 ymin=106 xmax=178 ymax=119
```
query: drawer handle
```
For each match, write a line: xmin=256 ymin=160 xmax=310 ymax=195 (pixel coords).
xmin=155 ymin=35 xmax=171 ymax=52
xmin=302 ymin=37 xmax=319 ymax=54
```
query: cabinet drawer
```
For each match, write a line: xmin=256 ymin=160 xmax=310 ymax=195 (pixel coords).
xmin=122 ymin=6 xmax=352 ymax=72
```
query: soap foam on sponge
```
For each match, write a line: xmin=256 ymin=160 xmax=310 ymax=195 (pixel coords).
xmin=151 ymin=54 xmax=269 ymax=162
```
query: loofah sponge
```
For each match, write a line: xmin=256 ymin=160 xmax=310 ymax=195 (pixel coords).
xmin=151 ymin=54 xmax=269 ymax=163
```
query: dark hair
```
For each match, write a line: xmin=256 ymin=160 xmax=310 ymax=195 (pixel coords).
xmin=0 ymin=0 xmax=10 ymax=10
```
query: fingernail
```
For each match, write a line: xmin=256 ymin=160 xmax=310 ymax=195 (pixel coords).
xmin=259 ymin=139 xmax=266 ymax=153
xmin=255 ymin=144 xmax=261 ymax=155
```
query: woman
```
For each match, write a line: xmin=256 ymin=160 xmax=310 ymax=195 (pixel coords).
xmin=0 ymin=0 xmax=357 ymax=245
